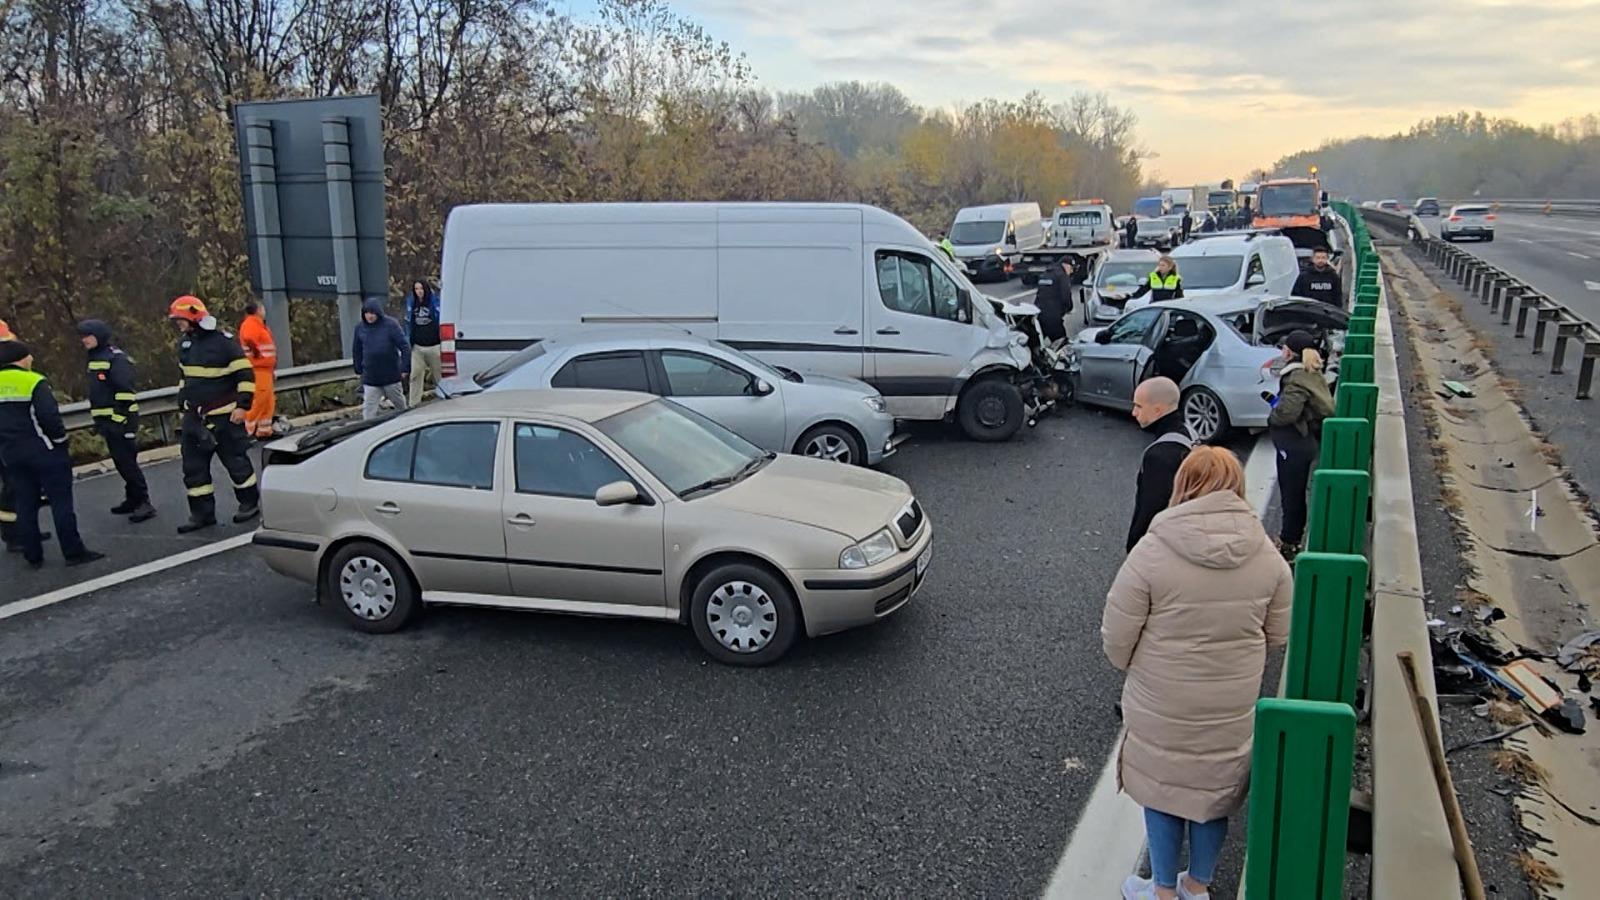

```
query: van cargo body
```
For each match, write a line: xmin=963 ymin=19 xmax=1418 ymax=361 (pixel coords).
xmin=438 ymin=203 xmax=1038 ymax=439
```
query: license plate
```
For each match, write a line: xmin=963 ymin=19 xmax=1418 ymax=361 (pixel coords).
xmin=916 ymin=545 xmax=932 ymax=577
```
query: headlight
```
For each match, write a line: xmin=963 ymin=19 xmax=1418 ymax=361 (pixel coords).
xmin=840 ymin=527 xmax=898 ymax=569
xmin=861 ymin=395 xmax=887 ymax=414
xmin=994 ymin=247 xmax=1005 ymax=256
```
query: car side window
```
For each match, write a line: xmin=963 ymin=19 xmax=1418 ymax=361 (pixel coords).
xmin=366 ymin=422 xmax=499 ymax=490
xmin=551 ymin=351 xmax=652 ymax=392
xmin=876 ymin=251 xmax=960 ymax=322
xmin=660 ymin=351 xmax=753 ymax=397
xmin=1106 ymin=307 xmax=1161 ymax=344
xmin=514 ymin=423 xmax=633 ymax=499
xmin=1247 ymin=254 xmax=1266 ymax=282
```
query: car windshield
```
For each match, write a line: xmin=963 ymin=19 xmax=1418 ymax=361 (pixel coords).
xmin=1098 ymin=262 xmax=1152 ymax=291
xmin=1259 ymin=184 xmax=1319 ymax=216
xmin=1138 ymin=219 xmax=1169 ymax=233
xmin=949 ymin=220 xmax=1005 ymax=244
xmin=1208 ymin=192 xmax=1233 ymax=206
xmin=1161 ymin=216 xmax=1184 ymax=227
xmin=713 ymin=341 xmax=788 ymax=382
xmin=1132 ymin=199 xmax=1163 ymax=217
xmin=1172 ymin=255 xmax=1244 ymax=289
xmin=596 ymin=398 xmax=767 ymax=498
xmin=474 ymin=342 xmax=546 ymax=386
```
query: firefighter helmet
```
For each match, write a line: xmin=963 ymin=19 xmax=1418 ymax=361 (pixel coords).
xmin=168 ymin=295 xmax=210 ymax=323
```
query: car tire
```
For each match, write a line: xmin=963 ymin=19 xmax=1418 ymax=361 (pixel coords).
xmin=689 ymin=562 xmax=801 ymax=666
xmin=796 ymin=423 xmax=865 ymax=466
xmin=1483 ymin=234 xmax=1495 ymax=243
xmin=1181 ymin=386 xmax=1231 ymax=444
xmin=323 ymin=541 xmax=420 ymax=634
xmin=957 ymin=377 xmax=1025 ymax=442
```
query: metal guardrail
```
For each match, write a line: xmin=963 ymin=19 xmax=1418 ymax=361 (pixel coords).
xmin=61 ymin=359 xmax=359 ymax=444
xmin=1362 ymin=207 xmax=1600 ymax=399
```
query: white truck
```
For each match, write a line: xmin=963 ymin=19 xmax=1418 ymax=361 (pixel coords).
xmin=1161 ymin=187 xmax=1195 ymax=216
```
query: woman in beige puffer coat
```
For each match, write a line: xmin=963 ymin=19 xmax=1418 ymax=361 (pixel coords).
xmin=1102 ymin=446 xmax=1293 ymax=900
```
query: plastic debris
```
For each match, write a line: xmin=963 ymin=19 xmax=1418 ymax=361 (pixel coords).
xmin=1476 ymin=606 xmax=1507 ymax=625
xmin=1450 ymin=604 xmax=1464 ymax=615
xmin=1548 ymin=698 xmax=1586 ymax=735
xmin=1427 ymin=618 xmax=1447 ymax=628
xmin=1557 ymin=631 xmax=1600 ymax=673
xmin=1443 ymin=380 xmax=1476 ymax=397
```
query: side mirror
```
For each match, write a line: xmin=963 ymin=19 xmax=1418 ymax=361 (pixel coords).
xmin=957 ymin=290 xmax=973 ymax=324
xmin=753 ymin=379 xmax=774 ymax=397
xmin=595 ymin=481 xmax=641 ymax=507
xmin=1094 ymin=329 xmax=1113 ymax=345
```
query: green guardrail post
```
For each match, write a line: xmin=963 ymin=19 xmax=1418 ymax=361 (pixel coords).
xmin=1348 ymin=313 xmax=1376 ymax=336
xmin=1344 ymin=333 xmax=1374 ymax=357
xmin=1335 ymin=381 xmax=1378 ymax=430
xmin=1284 ymin=552 xmax=1370 ymax=706
xmin=1357 ymin=286 xmax=1380 ymax=304
xmin=1352 ymin=301 xmax=1378 ymax=317
xmin=1318 ymin=417 xmax=1373 ymax=473
xmin=1244 ymin=699 xmax=1356 ymax=900
xmin=1340 ymin=353 xmax=1375 ymax=385
xmin=1306 ymin=469 xmax=1371 ymax=555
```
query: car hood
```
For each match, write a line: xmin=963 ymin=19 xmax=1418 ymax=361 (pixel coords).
xmin=790 ymin=371 xmax=877 ymax=397
xmin=696 ymin=455 xmax=911 ymax=540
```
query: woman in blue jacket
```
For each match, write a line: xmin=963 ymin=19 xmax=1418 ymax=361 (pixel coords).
xmin=352 ymin=298 xmax=411 ymax=419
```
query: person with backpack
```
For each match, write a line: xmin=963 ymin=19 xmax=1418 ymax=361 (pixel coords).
xmin=1267 ymin=330 xmax=1335 ymax=559
xmin=1126 ymin=376 xmax=1194 ymax=552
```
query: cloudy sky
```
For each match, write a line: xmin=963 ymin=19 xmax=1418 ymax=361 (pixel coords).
xmin=671 ymin=0 xmax=1600 ymax=183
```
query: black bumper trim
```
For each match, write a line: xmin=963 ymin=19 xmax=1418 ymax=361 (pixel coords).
xmin=252 ymin=534 xmax=319 ymax=552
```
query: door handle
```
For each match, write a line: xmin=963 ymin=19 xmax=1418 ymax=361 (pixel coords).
xmin=876 ymin=327 xmax=901 ymax=336
xmin=374 ymin=502 xmax=401 ymax=516
xmin=834 ymin=326 xmax=859 ymax=335
xmin=506 ymin=513 xmax=536 ymax=527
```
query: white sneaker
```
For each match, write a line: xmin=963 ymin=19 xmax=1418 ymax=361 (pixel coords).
xmin=1121 ymin=875 xmax=1160 ymax=900
xmin=1176 ymin=872 xmax=1211 ymax=900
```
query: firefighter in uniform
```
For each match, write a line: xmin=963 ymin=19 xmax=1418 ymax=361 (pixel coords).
xmin=238 ymin=301 xmax=278 ymax=438
xmin=169 ymin=296 xmax=260 ymax=533
xmin=0 ymin=340 xmax=102 ymax=567
xmin=78 ymin=320 xmax=155 ymax=522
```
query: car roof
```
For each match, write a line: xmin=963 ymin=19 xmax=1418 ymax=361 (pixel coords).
xmin=1104 ymin=249 xmax=1160 ymax=262
xmin=1171 ymin=233 xmax=1280 ymax=256
xmin=427 ymin=388 xmax=655 ymax=422
xmin=531 ymin=327 xmax=721 ymax=353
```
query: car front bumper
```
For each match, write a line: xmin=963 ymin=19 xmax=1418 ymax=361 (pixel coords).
xmin=793 ymin=523 xmax=933 ymax=637
xmin=960 ymin=255 xmax=1010 ymax=279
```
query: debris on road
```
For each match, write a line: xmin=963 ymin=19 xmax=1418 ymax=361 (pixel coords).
xmin=1443 ymin=380 xmax=1477 ymax=398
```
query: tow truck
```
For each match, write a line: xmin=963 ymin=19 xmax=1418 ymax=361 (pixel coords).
xmin=1018 ymin=198 xmax=1115 ymax=287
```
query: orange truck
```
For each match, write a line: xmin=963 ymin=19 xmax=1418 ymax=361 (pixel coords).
xmin=1253 ymin=176 xmax=1330 ymax=256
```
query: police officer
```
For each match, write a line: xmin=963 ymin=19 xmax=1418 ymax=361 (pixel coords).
xmin=79 ymin=320 xmax=155 ymax=522
xmin=0 ymin=340 xmax=102 ymax=568
xmin=1292 ymin=246 xmax=1345 ymax=307
xmin=1031 ymin=258 xmax=1074 ymax=343
xmin=1180 ymin=209 xmax=1194 ymax=242
xmin=169 ymin=296 xmax=260 ymax=533
xmin=1123 ymin=215 xmax=1138 ymax=249
xmin=1127 ymin=255 xmax=1184 ymax=303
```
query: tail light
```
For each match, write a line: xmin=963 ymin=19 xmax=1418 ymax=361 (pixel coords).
xmin=1485 ymin=214 xmax=1497 ymax=221
xmin=1448 ymin=216 xmax=1462 ymax=222
xmin=440 ymin=323 xmax=458 ymax=376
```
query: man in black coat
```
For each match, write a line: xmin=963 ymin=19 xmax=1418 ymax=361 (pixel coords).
xmin=1126 ymin=376 xmax=1194 ymax=551
xmin=1292 ymin=246 xmax=1345 ymax=307
xmin=79 ymin=320 xmax=154 ymax=522
xmin=1031 ymin=259 xmax=1074 ymax=343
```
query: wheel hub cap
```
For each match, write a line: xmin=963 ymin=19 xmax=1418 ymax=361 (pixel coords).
xmin=805 ymin=434 xmax=851 ymax=463
xmin=978 ymin=397 xmax=1007 ymax=427
xmin=705 ymin=581 xmax=777 ymax=653
xmin=340 ymin=557 xmax=397 ymax=620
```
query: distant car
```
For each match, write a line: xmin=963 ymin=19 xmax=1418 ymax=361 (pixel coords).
xmin=1414 ymin=198 xmax=1440 ymax=217
xmin=253 ymin=390 xmax=934 ymax=666
xmin=437 ymin=331 xmax=898 ymax=467
xmin=1441 ymin=204 xmax=1496 ymax=242
xmin=1378 ymin=200 xmax=1402 ymax=212
xmin=1361 ymin=201 xmax=1378 ymax=209
xmin=1071 ymin=294 xmax=1349 ymax=442
xmin=1134 ymin=216 xmax=1180 ymax=248
xmin=1086 ymin=249 xmax=1161 ymax=324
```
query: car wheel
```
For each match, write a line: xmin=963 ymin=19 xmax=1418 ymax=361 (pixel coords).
xmin=1483 ymin=234 xmax=1494 ymax=243
xmin=690 ymin=563 xmax=801 ymax=666
xmin=957 ymin=377 xmax=1025 ymax=442
xmin=1181 ymin=387 xmax=1231 ymax=444
xmin=324 ymin=541 xmax=419 ymax=634
xmin=797 ymin=423 xmax=864 ymax=466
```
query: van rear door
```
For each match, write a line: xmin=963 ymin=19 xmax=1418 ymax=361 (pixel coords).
xmin=715 ymin=207 xmax=865 ymax=379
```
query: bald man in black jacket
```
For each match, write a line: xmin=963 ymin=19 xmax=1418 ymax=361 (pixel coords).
xmin=1126 ymin=377 xmax=1194 ymax=551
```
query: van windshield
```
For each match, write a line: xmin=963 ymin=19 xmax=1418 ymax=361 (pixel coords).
xmin=1173 ymin=255 xmax=1244 ymax=290
xmin=1259 ymin=184 xmax=1319 ymax=217
xmin=950 ymin=221 xmax=1005 ymax=245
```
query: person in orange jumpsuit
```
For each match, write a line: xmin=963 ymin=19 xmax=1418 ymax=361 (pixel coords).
xmin=237 ymin=301 xmax=278 ymax=438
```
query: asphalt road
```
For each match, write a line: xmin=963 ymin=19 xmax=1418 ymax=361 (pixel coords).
xmin=1419 ymin=211 xmax=1600 ymax=320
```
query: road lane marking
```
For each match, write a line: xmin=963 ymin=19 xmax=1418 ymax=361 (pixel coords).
xmin=1042 ymin=434 xmax=1277 ymax=896
xmin=1587 ymin=281 xmax=1600 ymax=292
xmin=1568 ymin=252 xmax=1592 ymax=260
xmin=0 ymin=532 xmax=254 ymax=621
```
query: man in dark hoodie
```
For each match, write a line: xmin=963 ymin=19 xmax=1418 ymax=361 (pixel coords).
xmin=78 ymin=320 xmax=154 ymax=522
xmin=353 ymin=297 xmax=411 ymax=420
xmin=1126 ymin=376 xmax=1194 ymax=551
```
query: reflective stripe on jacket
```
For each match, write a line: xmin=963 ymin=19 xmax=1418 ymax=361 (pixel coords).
xmin=0 ymin=365 xmax=66 ymax=452
xmin=177 ymin=328 xmax=255 ymax=416
xmin=239 ymin=314 xmax=278 ymax=372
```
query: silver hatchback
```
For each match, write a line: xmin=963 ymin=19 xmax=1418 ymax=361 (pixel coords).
xmin=438 ymin=332 xmax=899 ymax=466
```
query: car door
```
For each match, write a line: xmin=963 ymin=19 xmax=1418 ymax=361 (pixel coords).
xmin=654 ymin=348 xmax=787 ymax=453
xmin=502 ymin=422 xmax=666 ymax=611
xmin=360 ymin=420 xmax=510 ymax=596
xmin=866 ymin=249 xmax=983 ymax=421
xmin=1078 ymin=307 xmax=1161 ymax=408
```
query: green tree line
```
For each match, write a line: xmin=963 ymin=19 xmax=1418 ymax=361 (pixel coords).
xmin=1271 ymin=111 xmax=1600 ymax=204
xmin=0 ymin=0 xmax=1148 ymax=400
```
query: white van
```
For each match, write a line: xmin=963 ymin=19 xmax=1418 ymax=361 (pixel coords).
xmin=438 ymin=203 xmax=1038 ymax=442
xmin=1050 ymin=200 xmax=1117 ymax=247
xmin=1127 ymin=232 xmax=1300 ymax=312
xmin=947 ymin=203 xmax=1046 ymax=282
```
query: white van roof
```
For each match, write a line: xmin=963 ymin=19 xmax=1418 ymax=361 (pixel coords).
xmin=444 ymin=201 xmax=918 ymax=232
xmin=953 ymin=203 xmax=1040 ymax=223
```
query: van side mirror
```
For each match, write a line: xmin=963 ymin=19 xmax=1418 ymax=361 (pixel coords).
xmin=752 ymin=379 xmax=774 ymax=397
xmin=595 ymin=481 xmax=641 ymax=507
xmin=957 ymin=290 xmax=973 ymax=324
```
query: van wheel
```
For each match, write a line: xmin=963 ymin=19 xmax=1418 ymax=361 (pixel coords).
xmin=1181 ymin=387 xmax=1231 ymax=444
xmin=690 ymin=563 xmax=800 ymax=666
xmin=958 ymin=378 xmax=1025 ymax=442
xmin=324 ymin=541 xmax=420 ymax=634
xmin=796 ymin=424 xmax=864 ymax=466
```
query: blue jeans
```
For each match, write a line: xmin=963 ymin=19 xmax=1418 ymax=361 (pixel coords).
xmin=1145 ymin=808 xmax=1228 ymax=889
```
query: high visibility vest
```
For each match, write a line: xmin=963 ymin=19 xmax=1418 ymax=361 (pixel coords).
xmin=938 ymin=238 xmax=956 ymax=260
xmin=1149 ymin=272 xmax=1181 ymax=291
xmin=0 ymin=366 xmax=45 ymax=403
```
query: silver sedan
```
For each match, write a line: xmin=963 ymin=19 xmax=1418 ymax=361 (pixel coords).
xmin=438 ymin=331 xmax=899 ymax=466
xmin=1070 ymin=294 xmax=1349 ymax=442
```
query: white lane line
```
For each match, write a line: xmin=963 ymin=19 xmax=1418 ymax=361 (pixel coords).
xmin=1586 ymin=281 xmax=1600 ymax=292
xmin=1042 ymin=433 xmax=1277 ymax=897
xmin=1567 ymin=252 xmax=1592 ymax=260
xmin=0 ymin=532 xmax=254 ymax=621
